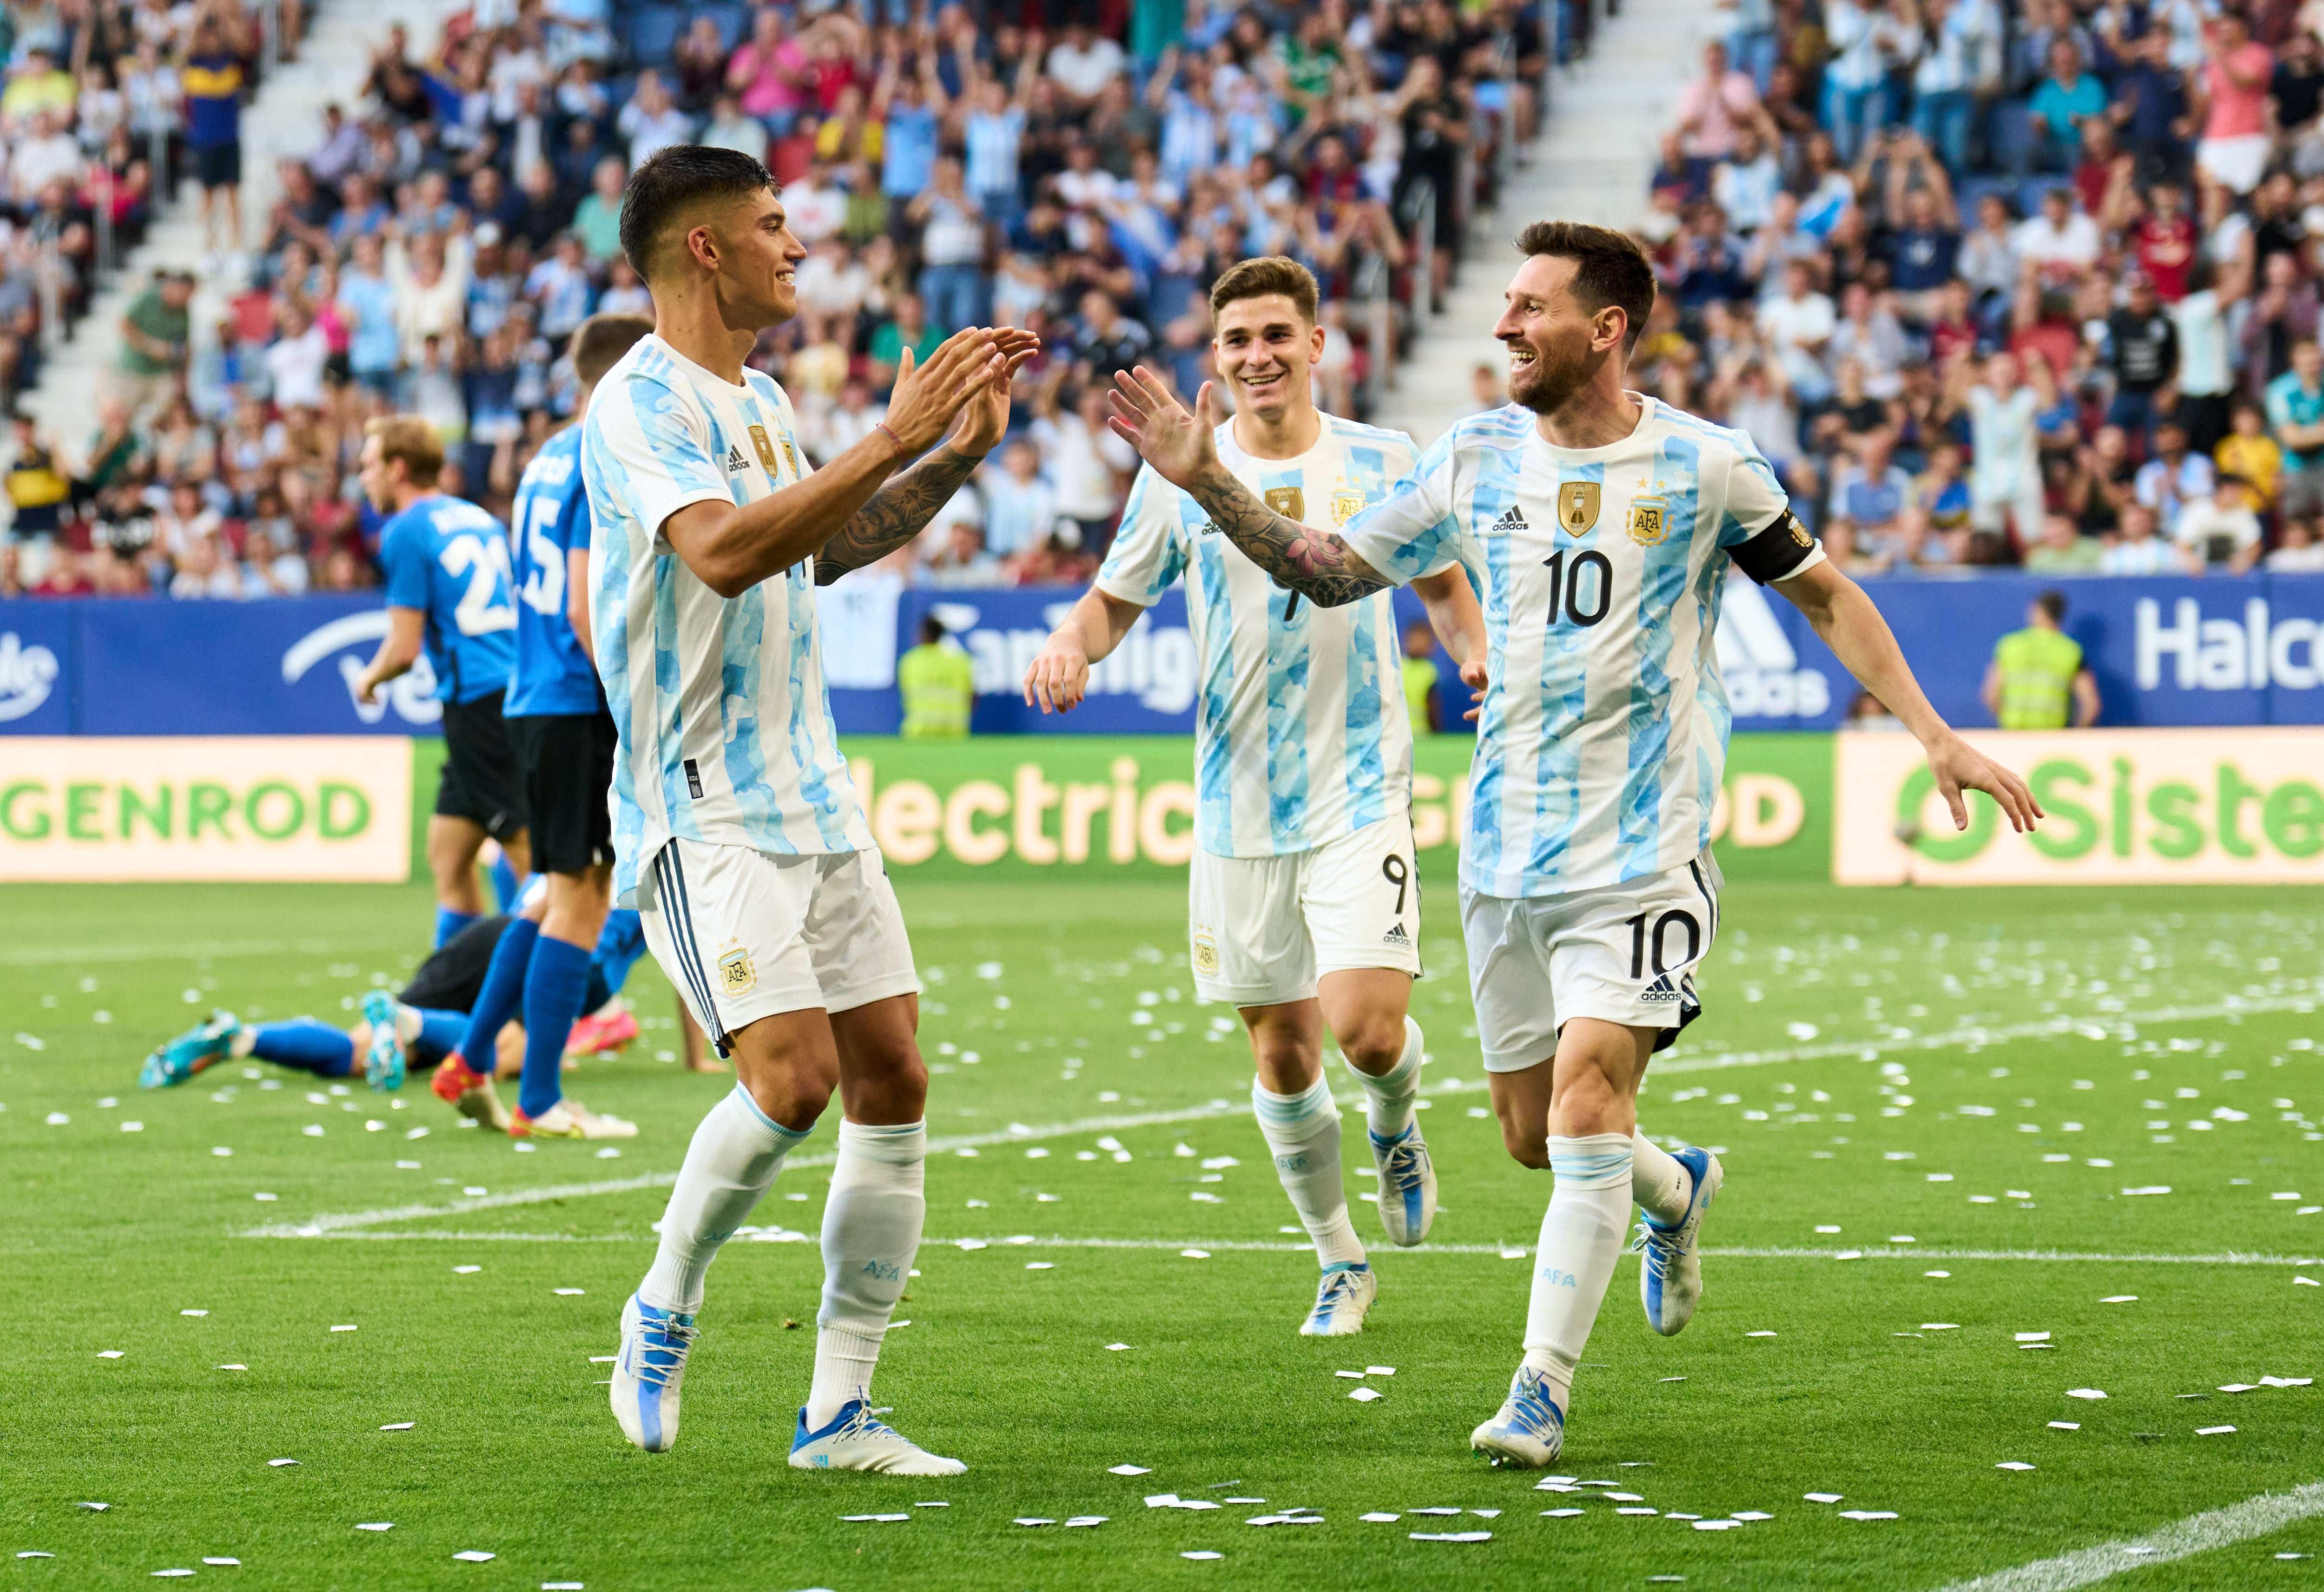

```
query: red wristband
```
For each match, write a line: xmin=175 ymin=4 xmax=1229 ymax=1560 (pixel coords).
xmin=874 ymin=421 xmax=906 ymax=460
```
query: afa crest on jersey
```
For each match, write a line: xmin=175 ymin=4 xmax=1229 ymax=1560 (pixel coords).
xmin=1558 ymin=481 xmax=1599 ymax=532
xmin=1331 ymin=488 xmax=1367 ymax=525
xmin=1628 ymin=495 xmax=1670 ymax=546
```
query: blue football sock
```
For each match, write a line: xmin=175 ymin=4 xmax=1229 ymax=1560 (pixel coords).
xmin=248 ymin=1019 xmax=355 ymax=1077
xmin=459 ymin=918 xmax=537 ymax=1072
xmin=520 ymin=934 xmax=595 ymax=1120
xmin=435 ymin=907 xmax=480 ymax=949
xmin=412 ymin=1007 xmax=468 ymax=1067
xmin=590 ymin=910 xmax=647 ymax=1006
xmin=487 ymin=847 xmax=523 ymax=913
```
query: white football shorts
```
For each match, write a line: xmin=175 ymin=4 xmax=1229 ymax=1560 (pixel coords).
xmin=1188 ymin=813 xmax=1423 ymax=1008
xmin=635 ymin=838 xmax=920 ymax=1055
xmin=1461 ymin=849 xmax=1723 ymax=1073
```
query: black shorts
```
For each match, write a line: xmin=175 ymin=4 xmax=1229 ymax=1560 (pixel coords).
xmin=509 ymin=708 xmax=618 ymax=874
xmin=194 ymin=141 xmax=241 ymax=188
xmin=437 ymin=690 xmax=528 ymax=843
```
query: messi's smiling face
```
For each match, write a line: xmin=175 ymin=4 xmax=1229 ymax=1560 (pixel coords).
xmin=1492 ymin=254 xmax=1617 ymax=418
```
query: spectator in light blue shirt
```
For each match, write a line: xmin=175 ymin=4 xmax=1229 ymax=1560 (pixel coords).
xmin=978 ymin=441 xmax=1056 ymax=559
xmin=879 ymin=62 xmax=942 ymax=200
xmin=338 ymin=232 xmax=401 ymax=394
xmin=963 ymin=73 xmax=1030 ymax=224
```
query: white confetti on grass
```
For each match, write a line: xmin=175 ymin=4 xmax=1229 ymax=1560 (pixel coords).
xmin=1348 ymin=1387 xmax=1382 ymax=1402
xmin=355 ymin=1522 xmax=393 ymax=1532
xmin=1107 ymin=1464 xmax=1151 ymax=1475
xmin=379 ymin=1422 xmax=414 ymax=1431
xmin=453 ymin=1550 xmax=496 ymax=1561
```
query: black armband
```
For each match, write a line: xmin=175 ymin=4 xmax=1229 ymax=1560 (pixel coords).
xmin=1730 ymin=510 xmax=1819 ymax=586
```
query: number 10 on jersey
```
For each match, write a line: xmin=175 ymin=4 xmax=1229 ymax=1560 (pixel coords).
xmin=1542 ymin=549 xmax=1611 ymax=628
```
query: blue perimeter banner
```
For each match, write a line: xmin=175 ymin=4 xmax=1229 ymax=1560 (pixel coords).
xmin=2 ymin=573 xmax=2319 ymax=736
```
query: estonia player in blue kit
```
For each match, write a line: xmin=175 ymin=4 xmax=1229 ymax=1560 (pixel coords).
xmin=353 ymin=417 xmax=531 ymax=950
xmin=1026 ymin=257 xmax=1488 ymax=1337
xmin=426 ymin=312 xmax=657 ymax=1140
xmin=1109 ymin=221 xmax=2045 ymax=1466
xmin=586 ymin=147 xmax=1035 ymax=1474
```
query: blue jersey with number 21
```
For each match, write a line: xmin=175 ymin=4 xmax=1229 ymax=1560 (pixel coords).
xmin=506 ymin=426 xmax=600 ymax=717
xmin=378 ymin=493 xmax=516 ymax=704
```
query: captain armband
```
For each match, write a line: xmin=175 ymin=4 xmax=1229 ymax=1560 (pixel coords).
xmin=1730 ymin=510 xmax=1820 ymax=586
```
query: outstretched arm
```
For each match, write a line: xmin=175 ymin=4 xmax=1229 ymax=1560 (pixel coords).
xmin=1106 ymin=366 xmax=1391 ymax=606
xmin=1776 ymin=559 xmax=2042 ymax=832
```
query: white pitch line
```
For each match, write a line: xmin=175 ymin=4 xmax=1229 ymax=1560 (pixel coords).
xmin=244 ymin=1229 xmax=2321 ymax=1267
xmin=1655 ymin=990 xmax=2317 ymax=1077
xmin=239 ymin=1101 xmax=1255 ymax=1237
xmin=235 ymin=987 xmax=2319 ymax=1239
xmin=1928 ymin=1481 xmax=2324 ymax=1592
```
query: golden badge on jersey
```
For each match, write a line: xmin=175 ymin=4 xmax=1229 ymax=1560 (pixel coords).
xmin=747 ymin=424 xmax=779 ymax=473
xmin=1263 ymin=486 xmax=1306 ymax=521
xmin=780 ymin=434 xmax=800 ymax=477
xmin=717 ymin=943 xmax=757 ymax=997
xmin=1191 ymin=932 xmax=1219 ymax=977
xmin=1786 ymin=511 xmax=1813 ymax=547
xmin=1628 ymin=495 xmax=1670 ymax=546
xmin=1331 ymin=488 xmax=1367 ymax=526
xmin=1557 ymin=481 xmax=1600 ymax=533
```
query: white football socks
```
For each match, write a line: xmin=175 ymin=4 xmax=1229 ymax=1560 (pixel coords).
xmin=641 ymin=1085 xmax=810 ymax=1316
xmin=1520 ymin=1132 xmax=1634 ymax=1413
xmin=1253 ymin=1074 xmax=1366 ymax=1270
xmin=1345 ymin=1016 xmax=1424 ymax=1139
xmin=1631 ymin=1131 xmax=1692 ymax=1225
xmin=806 ymin=1119 xmax=928 ymax=1428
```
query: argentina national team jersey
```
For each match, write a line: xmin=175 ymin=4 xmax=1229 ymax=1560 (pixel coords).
xmin=505 ymin=425 xmax=602 ymax=717
xmin=582 ymin=334 xmax=873 ymax=907
xmin=1337 ymin=398 xmax=1824 ymax=899
xmin=377 ymin=493 xmax=517 ymax=704
xmin=1096 ymin=414 xmax=1419 ymax=858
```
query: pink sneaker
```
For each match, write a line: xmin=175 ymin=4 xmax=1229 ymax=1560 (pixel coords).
xmin=565 ymin=1007 xmax=639 ymax=1058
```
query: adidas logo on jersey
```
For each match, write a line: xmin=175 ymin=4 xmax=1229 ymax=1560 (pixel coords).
xmin=724 ymin=445 xmax=750 ymax=474
xmin=1488 ymin=505 xmax=1529 ymax=537
xmin=1641 ymin=972 xmax=1684 ymax=1003
xmin=1382 ymin=922 xmax=1411 ymax=947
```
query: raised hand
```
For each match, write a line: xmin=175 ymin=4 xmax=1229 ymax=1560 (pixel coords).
xmin=884 ymin=328 xmax=1004 ymax=454
xmin=949 ymin=329 xmax=1042 ymax=458
xmin=1106 ymin=366 xmax=1222 ymax=491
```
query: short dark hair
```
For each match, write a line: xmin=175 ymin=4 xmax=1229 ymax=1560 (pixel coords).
xmin=619 ymin=144 xmax=777 ymax=282
xmin=1514 ymin=220 xmax=1657 ymax=353
xmin=1209 ymin=256 xmax=1319 ymax=325
xmin=570 ymin=312 xmax=656 ymax=386
xmin=2036 ymin=589 xmax=2067 ymax=623
xmin=920 ymin=614 xmax=948 ymax=645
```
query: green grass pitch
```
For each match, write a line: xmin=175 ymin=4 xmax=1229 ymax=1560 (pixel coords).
xmin=4 ymin=858 xmax=2322 ymax=1589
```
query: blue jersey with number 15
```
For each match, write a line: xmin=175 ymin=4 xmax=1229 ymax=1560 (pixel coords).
xmin=506 ymin=426 xmax=601 ymax=717
xmin=378 ymin=493 xmax=516 ymax=704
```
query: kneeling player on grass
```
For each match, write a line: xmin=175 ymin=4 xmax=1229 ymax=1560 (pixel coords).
xmin=1104 ymin=221 xmax=2040 ymax=1465
xmin=587 ymin=146 xmax=1033 ymax=1474
xmin=1025 ymin=257 xmax=1487 ymax=1336
xmin=139 ymin=900 xmax=655 ymax=1094
xmin=428 ymin=310 xmax=657 ymax=1142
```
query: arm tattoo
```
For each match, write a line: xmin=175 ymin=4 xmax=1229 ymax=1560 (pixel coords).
xmin=813 ymin=444 xmax=984 ymax=585
xmin=1185 ymin=466 xmax=1391 ymax=607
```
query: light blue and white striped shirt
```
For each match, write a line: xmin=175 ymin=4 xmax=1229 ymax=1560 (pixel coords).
xmin=582 ymin=334 xmax=874 ymax=907
xmin=1097 ymin=413 xmax=1419 ymax=859
xmin=1339 ymin=398 xmax=1823 ymax=900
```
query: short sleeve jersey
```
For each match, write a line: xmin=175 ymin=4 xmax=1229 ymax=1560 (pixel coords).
xmin=1338 ymin=399 xmax=1824 ymax=899
xmin=582 ymin=334 xmax=872 ymax=907
xmin=378 ymin=493 xmax=518 ymax=704
xmin=1097 ymin=413 xmax=1419 ymax=858
xmin=505 ymin=425 xmax=600 ymax=717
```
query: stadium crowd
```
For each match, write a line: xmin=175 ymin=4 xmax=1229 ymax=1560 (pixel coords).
xmin=0 ymin=0 xmax=1542 ymax=598
xmin=1638 ymin=1 xmax=2324 ymax=577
